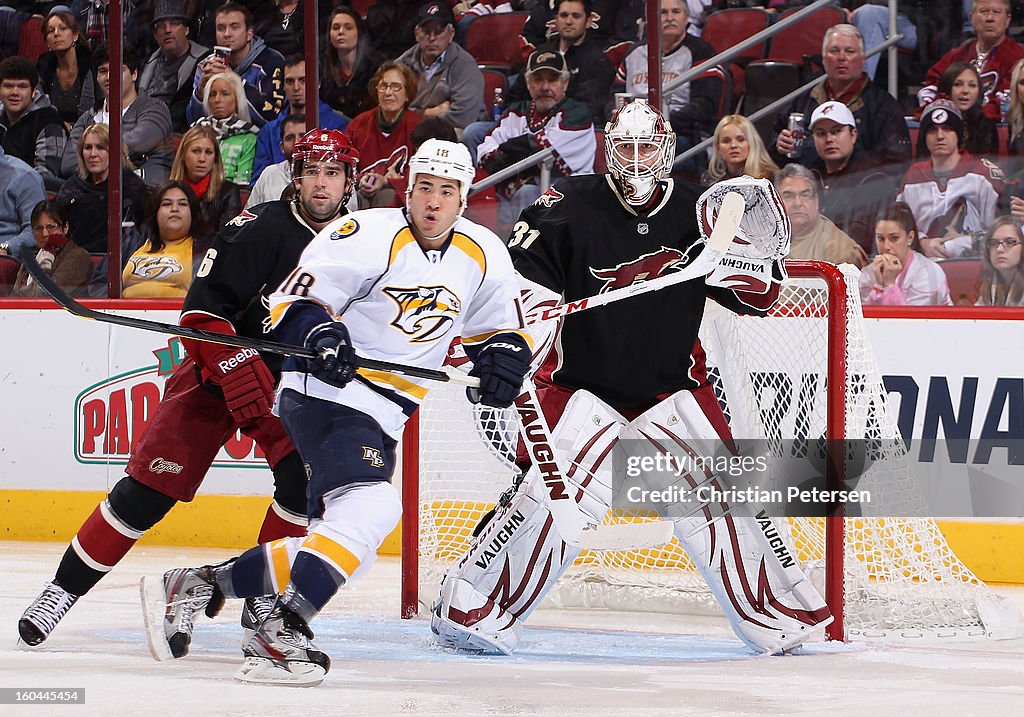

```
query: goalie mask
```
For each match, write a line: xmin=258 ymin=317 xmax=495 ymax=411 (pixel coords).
xmin=291 ymin=129 xmax=359 ymax=218
xmin=604 ymin=99 xmax=676 ymax=206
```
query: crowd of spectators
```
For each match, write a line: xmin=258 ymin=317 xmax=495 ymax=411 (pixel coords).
xmin=0 ymin=0 xmax=1023 ymax=307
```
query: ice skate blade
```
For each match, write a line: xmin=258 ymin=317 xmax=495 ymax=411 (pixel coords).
xmin=235 ymin=656 xmax=327 ymax=687
xmin=139 ymin=576 xmax=173 ymax=662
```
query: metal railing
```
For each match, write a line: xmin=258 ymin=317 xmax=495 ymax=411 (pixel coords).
xmin=472 ymin=0 xmax=905 ymax=189
xmin=673 ymin=34 xmax=905 ymax=167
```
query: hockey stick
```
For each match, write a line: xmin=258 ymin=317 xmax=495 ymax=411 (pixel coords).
xmin=20 ymin=192 xmax=743 ymax=391
xmin=18 ymin=252 xmax=472 ymax=387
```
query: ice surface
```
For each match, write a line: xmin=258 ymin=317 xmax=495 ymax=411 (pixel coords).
xmin=1 ymin=542 xmax=1021 ymax=716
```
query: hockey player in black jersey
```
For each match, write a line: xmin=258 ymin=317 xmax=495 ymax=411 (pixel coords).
xmin=432 ymin=99 xmax=834 ymax=655
xmin=18 ymin=130 xmax=359 ymax=656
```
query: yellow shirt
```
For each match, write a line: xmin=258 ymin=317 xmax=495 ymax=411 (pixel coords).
xmin=122 ymin=237 xmax=194 ymax=298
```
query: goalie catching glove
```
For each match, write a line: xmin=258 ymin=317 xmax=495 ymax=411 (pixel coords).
xmin=466 ymin=334 xmax=531 ymax=408
xmin=697 ymin=176 xmax=790 ymax=293
xmin=179 ymin=314 xmax=276 ymax=423
xmin=304 ymin=321 xmax=357 ymax=389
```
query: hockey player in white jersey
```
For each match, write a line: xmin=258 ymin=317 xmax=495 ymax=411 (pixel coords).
xmin=431 ymin=99 xmax=833 ymax=656
xmin=144 ymin=139 xmax=532 ymax=686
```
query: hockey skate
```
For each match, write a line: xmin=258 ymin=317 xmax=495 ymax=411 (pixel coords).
xmin=18 ymin=581 xmax=80 ymax=646
xmin=140 ymin=566 xmax=224 ymax=661
xmin=240 ymin=595 xmax=276 ymax=646
xmin=236 ymin=600 xmax=330 ymax=687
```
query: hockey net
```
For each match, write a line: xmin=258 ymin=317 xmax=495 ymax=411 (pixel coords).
xmin=400 ymin=261 xmax=1022 ymax=641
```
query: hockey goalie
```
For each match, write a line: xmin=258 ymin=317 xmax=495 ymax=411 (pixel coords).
xmin=431 ymin=99 xmax=833 ymax=656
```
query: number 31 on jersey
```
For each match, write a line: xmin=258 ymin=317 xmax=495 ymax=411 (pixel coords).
xmin=508 ymin=222 xmax=540 ymax=250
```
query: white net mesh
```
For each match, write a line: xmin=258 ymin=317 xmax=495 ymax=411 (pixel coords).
xmin=409 ymin=263 xmax=1023 ymax=640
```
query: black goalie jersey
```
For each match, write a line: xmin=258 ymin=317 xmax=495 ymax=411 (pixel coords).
xmin=511 ymin=174 xmax=780 ymax=409
xmin=181 ymin=200 xmax=327 ymax=376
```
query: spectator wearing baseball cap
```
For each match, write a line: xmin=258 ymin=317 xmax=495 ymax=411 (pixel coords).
xmin=503 ymin=0 xmax=615 ymax=126
xmin=396 ymin=1 xmax=485 ymax=131
xmin=477 ymin=48 xmax=594 ymax=238
xmin=771 ymin=24 xmax=911 ymax=171
xmin=807 ymin=100 xmax=900 ymax=254
xmin=899 ymin=97 xmax=1006 ymax=259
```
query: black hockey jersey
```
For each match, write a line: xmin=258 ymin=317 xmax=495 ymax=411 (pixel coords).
xmin=181 ymin=200 xmax=327 ymax=376
xmin=512 ymin=174 xmax=779 ymax=408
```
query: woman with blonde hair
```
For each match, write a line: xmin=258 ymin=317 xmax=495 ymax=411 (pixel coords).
xmin=978 ymin=216 xmax=1024 ymax=306
xmin=704 ymin=114 xmax=779 ymax=185
xmin=170 ymin=124 xmax=241 ymax=235
xmin=192 ymin=72 xmax=259 ymax=185
xmin=55 ymin=123 xmax=150 ymax=255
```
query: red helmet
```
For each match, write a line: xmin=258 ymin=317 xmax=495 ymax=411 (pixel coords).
xmin=291 ymin=129 xmax=359 ymax=181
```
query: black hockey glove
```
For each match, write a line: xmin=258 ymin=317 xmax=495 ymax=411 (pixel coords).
xmin=467 ymin=334 xmax=531 ymax=408
xmin=304 ymin=322 xmax=357 ymax=388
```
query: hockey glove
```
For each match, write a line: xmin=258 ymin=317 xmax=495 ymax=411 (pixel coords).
xmin=210 ymin=347 xmax=276 ymax=423
xmin=467 ymin=334 xmax=531 ymax=408
xmin=304 ymin=322 xmax=357 ymax=388
xmin=179 ymin=313 xmax=276 ymax=423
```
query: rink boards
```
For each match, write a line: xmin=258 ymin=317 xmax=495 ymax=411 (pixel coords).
xmin=0 ymin=301 xmax=1022 ymax=582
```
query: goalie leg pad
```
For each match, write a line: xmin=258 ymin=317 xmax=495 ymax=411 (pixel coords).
xmin=626 ymin=389 xmax=832 ymax=654
xmin=672 ymin=513 xmax=832 ymax=654
xmin=433 ymin=391 xmax=625 ymax=653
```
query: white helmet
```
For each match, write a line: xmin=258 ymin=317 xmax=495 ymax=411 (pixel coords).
xmin=604 ymin=99 xmax=676 ymax=205
xmin=406 ymin=138 xmax=476 ymax=207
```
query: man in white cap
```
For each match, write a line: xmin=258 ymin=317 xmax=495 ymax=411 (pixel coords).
xmin=808 ymin=100 xmax=900 ymax=254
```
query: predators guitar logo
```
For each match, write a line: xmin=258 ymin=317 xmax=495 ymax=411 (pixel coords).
xmin=534 ymin=186 xmax=564 ymax=207
xmin=590 ymin=247 xmax=689 ymax=293
xmin=126 ymin=256 xmax=183 ymax=282
xmin=383 ymin=285 xmax=462 ymax=343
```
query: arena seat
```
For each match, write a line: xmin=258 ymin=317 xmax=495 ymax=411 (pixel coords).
xmin=0 ymin=256 xmax=18 ymax=297
xmin=17 ymin=14 xmax=46 ymax=63
xmin=464 ymin=12 xmax=530 ymax=72
xmin=765 ymin=5 xmax=846 ymax=64
xmin=702 ymin=7 xmax=771 ymax=99
xmin=938 ymin=258 xmax=982 ymax=306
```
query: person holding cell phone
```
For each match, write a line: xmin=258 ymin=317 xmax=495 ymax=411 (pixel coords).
xmin=187 ymin=1 xmax=285 ymax=128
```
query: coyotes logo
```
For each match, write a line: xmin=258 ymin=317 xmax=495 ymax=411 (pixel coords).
xmin=226 ymin=209 xmax=257 ymax=227
xmin=383 ymin=285 xmax=462 ymax=343
xmin=534 ymin=186 xmax=564 ymax=207
xmin=589 ymin=247 xmax=688 ymax=293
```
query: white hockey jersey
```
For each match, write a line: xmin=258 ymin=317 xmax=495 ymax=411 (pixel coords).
xmin=269 ymin=208 xmax=526 ymax=438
